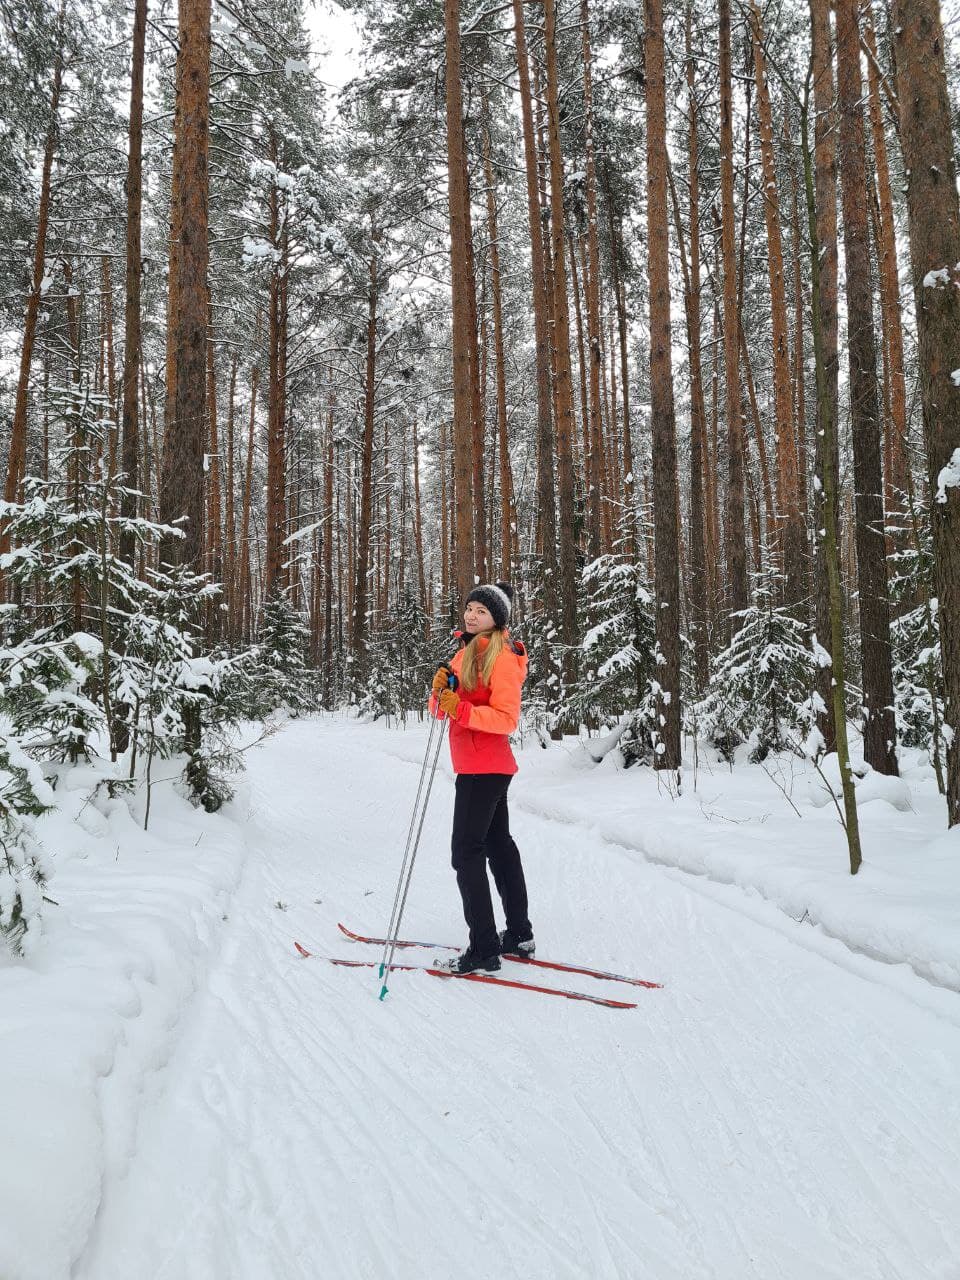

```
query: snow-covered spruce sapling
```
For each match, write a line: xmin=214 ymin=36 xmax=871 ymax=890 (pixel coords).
xmin=354 ymin=587 xmax=440 ymax=722
xmin=246 ymin=589 xmax=318 ymax=718
xmin=0 ymin=381 xmax=186 ymax=762
xmin=0 ymin=614 xmax=105 ymax=763
xmin=695 ymin=582 xmax=821 ymax=764
xmin=560 ymin=554 xmax=657 ymax=736
xmin=0 ymin=729 xmax=55 ymax=956
xmin=121 ymin=565 xmax=248 ymax=824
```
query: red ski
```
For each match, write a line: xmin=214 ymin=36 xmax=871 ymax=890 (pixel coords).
xmin=336 ymin=922 xmax=662 ymax=990
xmin=294 ymin=941 xmax=638 ymax=1010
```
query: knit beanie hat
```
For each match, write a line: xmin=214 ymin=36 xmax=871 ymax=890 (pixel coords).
xmin=465 ymin=581 xmax=513 ymax=630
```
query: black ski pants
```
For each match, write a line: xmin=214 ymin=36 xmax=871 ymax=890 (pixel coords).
xmin=451 ymin=773 xmax=531 ymax=958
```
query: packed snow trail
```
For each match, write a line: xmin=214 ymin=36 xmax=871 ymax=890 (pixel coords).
xmin=76 ymin=717 xmax=960 ymax=1280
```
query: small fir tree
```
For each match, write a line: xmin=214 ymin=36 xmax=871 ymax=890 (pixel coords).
xmin=357 ymin=588 xmax=445 ymax=721
xmin=697 ymin=580 xmax=821 ymax=762
xmin=0 ymin=727 xmax=55 ymax=956
xmin=560 ymin=553 xmax=657 ymax=731
xmin=249 ymin=590 xmax=317 ymax=717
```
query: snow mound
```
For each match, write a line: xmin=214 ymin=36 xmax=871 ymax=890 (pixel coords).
xmin=805 ymin=754 xmax=913 ymax=811
xmin=0 ymin=763 xmax=247 ymax=1280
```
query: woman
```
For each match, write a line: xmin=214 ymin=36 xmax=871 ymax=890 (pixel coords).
xmin=429 ymin=581 xmax=535 ymax=975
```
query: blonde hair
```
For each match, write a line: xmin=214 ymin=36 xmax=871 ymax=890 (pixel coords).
xmin=460 ymin=629 xmax=505 ymax=692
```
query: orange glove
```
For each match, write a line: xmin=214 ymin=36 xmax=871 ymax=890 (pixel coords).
xmin=432 ymin=666 xmax=452 ymax=695
xmin=438 ymin=687 xmax=462 ymax=720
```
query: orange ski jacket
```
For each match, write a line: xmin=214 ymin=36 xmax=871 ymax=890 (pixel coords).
xmin=429 ymin=631 xmax=528 ymax=775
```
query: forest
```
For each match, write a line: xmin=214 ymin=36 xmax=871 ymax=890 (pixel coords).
xmin=1 ymin=0 xmax=960 ymax=952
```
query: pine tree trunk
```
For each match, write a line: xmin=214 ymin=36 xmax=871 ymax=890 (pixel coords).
xmin=352 ymin=254 xmax=378 ymax=672
xmin=645 ymin=0 xmax=682 ymax=770
xmin=223 ymin=351 xmax=238 ymax=624
xmin=668 ymin=52 xmax=708 ymax=693
xmin=569 ymin=233 xmax=593 ymax=497
xmin=164 ymin=42 xmax=184 ymax=440
xmin=719 ymin=0 xmax=748 ymax=620
xmin=787 ymin=131 xmax=810 ymax=562
xmin=480 ymin=119 xmax=514 ymax=582
xmin=205 ymin=324 xmax=223 ymax=596
xmin=686 ymin=8 xmax=709 ymax=687
xmin=864 ymin=6 xmax=909 ymax=518
xmin=159 ymin=0 xmax=210 ymax=572
xmin=382 ymin=408 xmax=391 ymax=620
xmin=808 ymin=0 xmax=840 ymax=753
xmin=512 ymin=0 xmax=559 ymax=632
xmin=239 ymin=359 xmax=258 ymax=643
xmin=580 ymin=0 xmax=606 ymax=561
xmin=323 ymin=395 xmax=335 ymax=701
xmin=750 ymin=3 xmax=804 ymax=611
xmin=2 ymin=2 xmax=65 ymax=577
xmin=801 ymin=80 xmax=863 ymax=871
xmin=611 ymin=220 xmax=635 ymax=554
xmin=139 ymin=349 xmax=155 ymax=576
xmin=543 ymin=0 xmax=579 ymax=666
xmin=891 ymin=0 xmax=960 ymax=824
xmin=444 ymin=0 xmax=476 ymax=600
xmin=738 ymin=322 xmax=777 ymax=546
xmin=265 ymin=162 xmax=287 ymax=598
xmin=835 ymin=0 xmax=899 ymax=776
xmin=102 ymin=255 xmax=119 ymax=482
xmin=707 ymin=292 xmax=722 ymax=614
xmin=460 ymin=111 xmax=486 ymax=583
xmin=411 ymin=418 xmax=428 ymax=616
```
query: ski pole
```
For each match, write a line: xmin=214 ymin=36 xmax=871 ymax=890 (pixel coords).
xmin=379 ymin=674 xmax=456 ymax=999
xmin=379 ymin=712 xmax=440 ymax=972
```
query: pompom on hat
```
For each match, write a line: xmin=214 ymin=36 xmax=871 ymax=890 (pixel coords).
xmin=465 ymin=581 xmax=514 ymax=630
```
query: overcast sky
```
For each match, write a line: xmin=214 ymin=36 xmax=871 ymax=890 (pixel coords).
xmin=304 ymin=1 xmax=363 ymax=93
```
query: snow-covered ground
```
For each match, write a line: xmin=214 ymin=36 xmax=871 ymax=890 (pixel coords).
xmin=3 ymin=714 xmax=960 ymax=1279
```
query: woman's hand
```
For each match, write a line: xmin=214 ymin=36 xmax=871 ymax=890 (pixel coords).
xmin=437 ymin=688 xmax=462 ymax=719
xmin=431 ymin=666 xmax=452 ymax=695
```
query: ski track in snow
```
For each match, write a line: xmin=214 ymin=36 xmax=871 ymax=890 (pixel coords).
xmin=75 ymin=717 xmax=960 ymax=1280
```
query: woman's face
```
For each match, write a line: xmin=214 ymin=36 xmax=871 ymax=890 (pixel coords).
xmin=464 ymin=600 xmax=496 ymax=635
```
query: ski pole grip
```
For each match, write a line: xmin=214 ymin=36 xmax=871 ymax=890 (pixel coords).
xmin=447 ymin=672 xmax=459 ymax=691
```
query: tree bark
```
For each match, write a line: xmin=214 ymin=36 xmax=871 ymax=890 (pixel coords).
xmin=323 ymin=391 xmax=335 ymax=700
xmin=719 ymin=0 xmax=748 ymax=620
xmin=411 ymin=418 xmax=428 ymax=615
xmin=836 ymin=0 xmax=899 ymax=775
xmin=512 ymin=0 xmax=559 ymax=634
xmin=460 ymin=111 xmax=486 ymax=583
xmin=205 ymin=322 xmax=223 ymax=595
xmin=891 ymin=0 xmax=960 ymax=824
xmin=159 ymin=0 xmax=210 ymax=572
xmin=223 ymin=350 xmax=238 ymax=621
xmin=444 ymin=0 xmax=476 ymax=600
xmin=801 ymin=78 xmax=863 ymax=872
xmin=2 ymin=0 xmax=65 ymax=570
xmin=864 ymin=4 xmax=909 ymax=518
xmin=645 ymin=0 xmax=682 ymax=770
xmin=668 ymin=33 xmax=708 ymax=692
xmin=543 ymin=0 xmax=580 ymax=664
xmin=238 ymin=358 xmax=259 ymax=642
xmin=750 ymin=3 xmax=804 ymax=610
xmin=686 ymin=9 xmax=709 ymax=689
xmin=808 ymin=0 xmax=840 ymax=752
xmin=352 ymin=254 xmax=378 ymax=671
xmin=480 ymin=117 xmax=514 ymax=582
xmin=579 ymin=0 xmax=606 ymax=561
